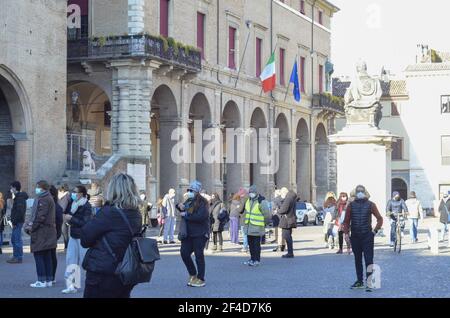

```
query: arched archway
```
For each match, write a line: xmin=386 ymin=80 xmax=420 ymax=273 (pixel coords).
xmin=274 ymin=113 xmax=290 ymax=189
xmin=0 ymin=66 xmax=32 ymax=194
xmin=315 ymin=123 xmax=328 ymax=205
xmin=221 ymin=100 xmax=242 ymax=199
xmin=392 ymin=178 xmax=408 ymax=201
xmin=189 ymin=93 xmax=212 ymax=192
xmin=296 ymin=118 xmax=310 ymax=201
xmin=151 ymin=85 xmax=179 ymax=198
xmin=66 ymin=81 xmax=112 ymax=171
xmin=250 ymin=107 xmax=267 ymax=194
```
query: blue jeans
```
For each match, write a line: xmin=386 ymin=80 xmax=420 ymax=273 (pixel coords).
xmin=33 ymin=249 xmax=53 ymax=282
xmin=163 ymin=216 xmax=176 ymax=242
xmin=241 ymin=226 xmax=248 ymax=249
xmin=11 ymin=223 xmax=23 ymax=260
xmin=390 ymin=219 xmax=405 ymax=244
xmin=409 ymin=218 xmax=419 ymax=242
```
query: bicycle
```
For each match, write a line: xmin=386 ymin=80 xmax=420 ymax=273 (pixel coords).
xmin=393 ymin=213 xmax=406 ymax=253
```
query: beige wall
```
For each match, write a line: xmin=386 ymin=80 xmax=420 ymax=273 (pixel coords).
xmin=0 ymin=0 xmax=67 ymax=191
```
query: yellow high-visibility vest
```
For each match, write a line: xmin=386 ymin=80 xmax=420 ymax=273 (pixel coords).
xmin=245 ymin=199 xmax=265 ymax=227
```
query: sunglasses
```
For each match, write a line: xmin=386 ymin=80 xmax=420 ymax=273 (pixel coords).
xmin=187 ymin=189 xmax=194 ymax=193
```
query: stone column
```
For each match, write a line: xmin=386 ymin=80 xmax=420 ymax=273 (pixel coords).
xmin=327 ymin=115 xmax=337 ymax=194
xmin=291 ymin=108 xmax=297 ymax=192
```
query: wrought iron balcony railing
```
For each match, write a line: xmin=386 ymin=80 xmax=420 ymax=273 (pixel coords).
xmin=312 ymin=93 xmax=345 ymax=114
xmin=68 ymin=35 xmax=202 ymax=72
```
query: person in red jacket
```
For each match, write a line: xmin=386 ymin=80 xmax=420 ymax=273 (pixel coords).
xmin=335 ymin=192 xmax=351 ymax=255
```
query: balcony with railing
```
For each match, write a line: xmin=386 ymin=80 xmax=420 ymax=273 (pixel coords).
xmin=312 ymin=93 xmax=345 ymax=115
xmin=67 ymin=34 xmax=202 ymax=72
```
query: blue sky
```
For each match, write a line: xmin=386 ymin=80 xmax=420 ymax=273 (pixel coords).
xmin=331 ymin=0 xmax=450 ymax=77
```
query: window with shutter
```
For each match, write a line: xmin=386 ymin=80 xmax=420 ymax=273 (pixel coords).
xmin=300 ymin=56 xmax=305 ymax=93
xmin=280 ymin=48 xmax=285 ymax=86
xmin=197 ymin=12 xmax=205 ymax=59
xmin=229 ymin=27 xmax=236 ymax=69
xmin=256 ymin=38 xmax=262 ymax=77
xmin=160 ymin=0 xmax=169 ymax=37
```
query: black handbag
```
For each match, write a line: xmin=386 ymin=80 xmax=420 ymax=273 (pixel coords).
xmin=102 ymin=208 xmax=160 ymax=286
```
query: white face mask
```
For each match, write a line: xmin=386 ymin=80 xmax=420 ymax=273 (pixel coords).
xmin=249 ymin=193 xmax=256 ymax=199
xmin=140 ymin=194 xmax=146 ymax=201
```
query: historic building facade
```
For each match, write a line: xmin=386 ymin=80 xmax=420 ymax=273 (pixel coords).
xmin=65 ymin=0 xmax=341 ymax=205
xmin=335 ymin=49 xmax=450 ymax=212
xmin=0 ymin=0 xmax=67 ymax=194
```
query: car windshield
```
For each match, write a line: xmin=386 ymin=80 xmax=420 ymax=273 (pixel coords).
xmin=296 ymin=202 xmax=307 ymax=210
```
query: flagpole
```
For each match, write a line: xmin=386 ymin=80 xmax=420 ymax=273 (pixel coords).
xmin=284 ymin=54 xmax=298 ymax=102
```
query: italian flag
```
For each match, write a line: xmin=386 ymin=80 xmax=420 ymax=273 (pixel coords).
xmin=260 ymin=52 xmax=276 ymax=93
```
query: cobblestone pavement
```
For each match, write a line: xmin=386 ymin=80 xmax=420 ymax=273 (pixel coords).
xmin=0 ymin=218 xmax=449 ymax=298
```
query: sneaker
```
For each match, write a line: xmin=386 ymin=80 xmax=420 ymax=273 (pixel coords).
xmin=169 ymin=241 xmax=176 ymax=244
xmin=61 ymin=286 xmax=78 ymax=294
xmin=350 ymin=281 xmax=365 ymax=290
xmin=46 ymin=281 xmax=53 ymax=287
xmin=366 ymin=285 xmax=375 ymax=292
xmin=30 ymin=281 xmax=47 ymax=288
xmin=249 ymin=261 xmax=260 ymax=267
xmin=282 ymin=254 xmax=294 ymax=258
xmin=163 ymin=241 xmax=169 ymax=244
xmin=389 ymin=242 xmax=394 ymax=248
xmin=190 ymin=278 xmax=206 ymax=288
xmin=243 ymin=259 xmax=253 ymax=266
xmin=272 ymin=247 xmax=279 ymax=252
xmin=280 ymin=245 xmax=285 ymax=252
xmin=187 ymin=275 xmax=196 ymax=287
xmin=336 ymin=250 xmax=343 ymax=254
xmin=7 ymin=258 xmax=22 ymax=264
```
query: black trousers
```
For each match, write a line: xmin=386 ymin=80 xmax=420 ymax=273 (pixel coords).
xmin=247 ymin=235 xmax=262 ymax=262
xmin=61 ymin=222 xmax=69 ymax=249
xmin=282 ymin=229 xmax=294 ymax=255
xmin=180 ymin=236 xmax=208 ymax=281
xmin=50 ymin=248 xmax=57 ymax=281
xmin=33 ymin=249 xmax=53 ymax=282
xmin=84 ymin=271 xmax=135 ymax=298
xmin=350 ymin=232 xmax=374 ymax=283
xmin=213 ymin=231 xmax=223 ymax=246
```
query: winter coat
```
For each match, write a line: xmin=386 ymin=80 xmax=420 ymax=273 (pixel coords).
xmin=272 ymin=196 xmax=283 ymax=228
xmin=81 ymin=205 xmax=142 ymax=275
xmin=439 ymin=199 xmax=450 ymax=224
xmin=210 ymin=199 xmax=225 ymax=232
xmin=277 ymin=191 xmax=298 ymax=229
xmin=386 ymin=199 xmax=408 ymax=218
xmin=69 ymin=200 xmax=93 ymax=239
xmin=182 ymin=196 xmax=210 ymax=238
xmin=405 ymin=198 xmax=423 ymax=219
xmin=55 ymin=202 xmax=63 ymax=240
xmin=11 ymin=192 xmax=28 ymax=225
xmin=239 ymin=197 xmax=249 ymax=227
xmin=229 ymin=199 xmax=244 ymax=218
xmin=243 ymin=195 xmax=271 ymax=237
xmin=30 ymin=192 xmax=57 ymax=253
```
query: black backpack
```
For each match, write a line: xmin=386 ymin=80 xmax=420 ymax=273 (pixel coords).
xmin=102 ymin=208 xmax=160 ymax=286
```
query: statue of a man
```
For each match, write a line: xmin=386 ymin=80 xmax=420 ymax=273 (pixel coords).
xmin=344 ymin=61 xmax=383 ymax=127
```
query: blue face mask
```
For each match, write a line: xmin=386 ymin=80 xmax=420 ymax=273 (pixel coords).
xmin=35 ymin=188 xmax=42 ymax=195
xmin=187 ymin=191 xmax=195 ymax=199
xmin=71 ymin=193 xmax=78 ymax=202
xmin=356 ymin=192 xmax=366 ymax=200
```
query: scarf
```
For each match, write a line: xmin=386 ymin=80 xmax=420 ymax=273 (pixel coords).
xmin=71 ymin=197 xmax=88 ymax=214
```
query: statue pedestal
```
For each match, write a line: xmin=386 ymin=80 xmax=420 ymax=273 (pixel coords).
xmin=329 ymin=125 xmax=398 ymax=226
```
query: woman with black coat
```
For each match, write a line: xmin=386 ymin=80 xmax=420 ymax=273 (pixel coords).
xmin=62 ymin=185 xmax=92 ymax=294
xmin=177 ymin=180 xmax=210 ymax=288
xmin=49 ymin=186 xmax=63 ymax=284
xmin=277 ymin=188 xmax=298 ymax=258
xmin=81 ymin=173 xmax=142 ymax=298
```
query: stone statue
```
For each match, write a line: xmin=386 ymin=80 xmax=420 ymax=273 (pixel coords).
xmin=344 ymin=61 xmax=383 ymax=127
xmin=81 ymin=150 xmax=96 ymax=174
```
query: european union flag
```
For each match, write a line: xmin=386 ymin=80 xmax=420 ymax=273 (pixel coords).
xmin=289 ymin=61 xmax=301 ymax=102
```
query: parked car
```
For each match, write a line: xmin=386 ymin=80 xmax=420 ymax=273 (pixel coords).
xmin=296 ymin=202 xmax=322 ymax=226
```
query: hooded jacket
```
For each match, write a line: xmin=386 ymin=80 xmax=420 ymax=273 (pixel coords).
xmin=11 ymin=192 xmax=29 ymax=225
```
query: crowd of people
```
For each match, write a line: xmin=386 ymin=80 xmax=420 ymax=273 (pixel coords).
xmin=0 ymin=174 xmax=449 ymax=296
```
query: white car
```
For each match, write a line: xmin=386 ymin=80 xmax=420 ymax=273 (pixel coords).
xmin=296 ymin=202 xmax=321 ymax=226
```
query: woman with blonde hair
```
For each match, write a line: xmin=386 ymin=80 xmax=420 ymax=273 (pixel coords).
xmin=323 ymin=192 xmax=337 ymax=249
xmin=81 ymin=173 xmax=143 ymax=298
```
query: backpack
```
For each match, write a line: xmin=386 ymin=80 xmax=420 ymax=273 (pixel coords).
xmin=218 ymin=207 xmax=230 ymax=224
xmin=102 ymin=208 xmax=160 ymax=286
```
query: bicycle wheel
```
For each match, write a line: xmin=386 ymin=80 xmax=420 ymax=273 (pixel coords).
xmin=397 ymin=223 xmax=402 ymax=254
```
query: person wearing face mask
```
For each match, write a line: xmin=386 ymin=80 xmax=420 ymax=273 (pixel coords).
xmin=335 ymin=192 xmax=351 ymax=255
xmin=343 ymin=185 xmax=383 ymax=291
xmin=7 ymin=181 xmax=28 ymax=264
xmin=139 ymin=192 xmax=151 ymax=227
xmin=57 ymin=184 xmax=70 ymax=250
xmin=386 ymin=191 xmax=408 ymax=247
xmin=162 ymin=188 xmax=176 ymax=244
xmin=62 ymin=186 xmax=93 ymax=294
xmin=242 ymin=185 xmax=271 ymax=267
xmin=28 ymin=180 xmax=57 ymax=288
xmin=438 ymin=192 xmax=450 ymax=242
xmin=277 ymin=187 xmax=298 ymax=258
xmin=178 ymin=181 xmax=210 ymax=287
xmin=209 ymin=193 xmax=226 ymax=252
